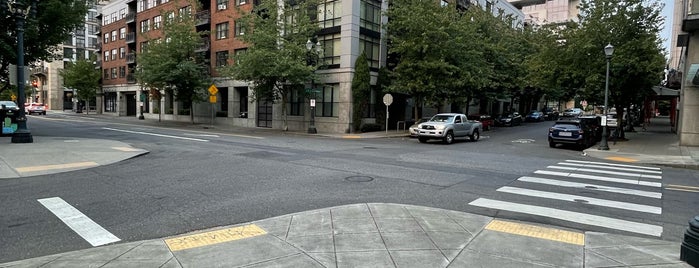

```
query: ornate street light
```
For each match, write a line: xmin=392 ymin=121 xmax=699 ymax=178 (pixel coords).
xmin=598 ymin=44 xmax=614 ymax=150
xmin=6 ymin=0 xmax=38 ymax=143
xmin=306 ymin=39 xmax=322 ymax=134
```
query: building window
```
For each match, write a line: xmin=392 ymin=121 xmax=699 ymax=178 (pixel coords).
xmin=360 ymin=0 xmax=380 ymax=32
xmin=138 ymin=0 xmax=145 ymax=12
xmin=140 ymin=19 xmax=150 ymax=32
xmin=104 ymin=69 xmax=109 ymax=80
xmin=63 ymin=48 xmax=73 ymax=59
xmin=88 ymin=24 xmax=97 ymax=35
xmin=216 ymin=22 xmax=229 ymax=40
xmin=104 ymin=33 xmax=109 ymax=43
xmin=104 ymin=92 xmax=116 ymax=112
xmin=111 ymin=30 xmax=117 ymax=41
xmin=318 ymin=0 xmax=341 ymax=28
xmin=233 ymin=48 xmax=246 ymax=65
xmin=216 ymin=50 xmax=228 ymax=67
xmin=111 ymin=67 xmax=117 ymax=79
xmin=359 ymin=34 xmax=379 ymax=68
xmin=166 ymin=11 xmax=175 ymax=23
xmin=120 ymin=47 xmax=126 ymax=58
xmin=287 ymin=87 xmax=304 ymax=116
xmin=318 ymin=34 xmax=341 ymax=66
xmin=153 ymin=15 xmax=161 ymax=29
xmin=236 ymin=87 xmax=248 ymax=115
xmin=216 ymin=0 xmax=227 ymax=10
xmin=119 ymin=66 xmax=126 ymax=77
xmin=234 ymin=20 xmax=245 ymax=36
xmin=119 ymin=8 xmax=126 ymax=19
xmin=317 ymin=84 xmax=338 ymax=117
xmin=104 ymin=51 xmax=109 ymax=62
xmin=236 ymin=0 xmax=246 ymax=5
xmin=111 ymin=49 xmax=117 ymax=60
xmin=120 ymin=28 xmax=126 ymax=39
xmin=140 ymin=41 xmax=148 ymax=52
xmin=110 ymin=12 xmax=117 ymax=23
xmin=179 ymin=6 xmax=191 ymax=17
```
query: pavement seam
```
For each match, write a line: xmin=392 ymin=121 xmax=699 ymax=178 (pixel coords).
xmin=405 ymin=206 xmax=452 ymax=264
xmin=445 ymin=217 xmax=493 ymax=268
xmin=367 ymin=203 xmax=399 ymax=268
xmin=96 ymin=241 xmax=147 ymax=268
xmin=329 ymin=206 xmax=338 ymax=268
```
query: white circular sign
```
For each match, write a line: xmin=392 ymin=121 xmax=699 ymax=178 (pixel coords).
xmin=383 ymin=94 xmax=393 ymax=106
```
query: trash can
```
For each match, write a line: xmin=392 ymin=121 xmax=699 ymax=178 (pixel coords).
xmin=0 ymin=106 xmax=18 ymax=136
xmin=681 ymin=216 xmax=699 ymax=267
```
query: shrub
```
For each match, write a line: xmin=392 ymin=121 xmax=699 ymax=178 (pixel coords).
xmin=360 ymin=123 xmax=382 ymax=133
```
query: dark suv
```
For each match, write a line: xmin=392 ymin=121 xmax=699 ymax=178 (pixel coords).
xmin=548 ymin=117 xmax=600 ymax=150
xmin=541 ymin=107 xmax=559 ymax=121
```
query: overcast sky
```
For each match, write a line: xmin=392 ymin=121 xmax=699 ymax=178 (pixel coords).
xmin=662 ymin=0 xmax=673 ymax=53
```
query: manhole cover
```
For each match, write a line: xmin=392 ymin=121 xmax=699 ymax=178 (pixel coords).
xmin=345 ymin=176 xmax=374 ymax=182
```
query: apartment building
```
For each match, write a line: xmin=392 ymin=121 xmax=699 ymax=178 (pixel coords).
xmin=510 ymin=0 xmax=579 ymax=25
xmin=96 ymin=0 xmax=522 ymax=133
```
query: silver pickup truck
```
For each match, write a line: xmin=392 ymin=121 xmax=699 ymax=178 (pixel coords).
xmin=416 ymin=113 xmax=483 ymax=144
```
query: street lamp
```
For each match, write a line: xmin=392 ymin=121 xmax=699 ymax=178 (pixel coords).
xmin=598 ymin=44 xmax=614 ymax=150
xmin=306 ymin=39 xmax=322 ymax=134
xmin=6 ymin=0 xmax=37 ymax=143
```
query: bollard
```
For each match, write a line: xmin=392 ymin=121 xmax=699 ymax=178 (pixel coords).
xmin=681 ymin=216 xmax=699 ymax=267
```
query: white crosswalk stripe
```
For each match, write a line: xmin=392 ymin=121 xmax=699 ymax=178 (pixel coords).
xmin=468 ymin=160 xmax=664 ymax=237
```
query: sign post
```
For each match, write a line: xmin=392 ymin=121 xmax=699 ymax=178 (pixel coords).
xmin=383 ymin=94 xmax=393 ymax=134
xmin=208 ymin=85 xmax=219 ymax=127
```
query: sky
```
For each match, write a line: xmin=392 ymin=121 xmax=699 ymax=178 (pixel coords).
xmin=661 ymin=0 xmax=673 ymax=53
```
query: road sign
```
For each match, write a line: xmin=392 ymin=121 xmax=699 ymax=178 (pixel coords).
xmin=383 ymin=93 xmax=393 ymax=106
xmin=209 ymin=95 xmax=217 ymax=103
xmin=208 ymin=84 xmax=218 ymax=95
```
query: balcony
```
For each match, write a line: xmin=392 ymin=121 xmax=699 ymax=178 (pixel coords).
xmin=30 ymin=66 xmax=48 ymax=75
xmin=194 ymin=38 xmax=210 ymax=52
xmin=125 ymin=12 xmax=136 ymax=24
xmin=126 ymin=52 xmax=136 ymax=64
xmin=126 ymin=32 xmax=136 ymax=44
xmin=94 ymin=60 xmax=101 ymax=69
xmin=506 ymin=0 xmax=546 ymax=9
xmin=127 ymin=73 xmax=136 ymax=84
xmin=95 ymin=42 xmax=101 ymax=51
xmin=195 ymin=10 xmax=210 ymax=26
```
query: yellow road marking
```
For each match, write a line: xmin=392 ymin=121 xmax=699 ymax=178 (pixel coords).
xmin=164 ymin=224 xmax=267 ymax=251
xmin=15 ymin=162 xmax=99 ymax=173
xmin=604 ymin=156 xmax=638 ymax=163
xmin=665 ymin=185 xmax=699 ymax=193
xmin=111 ymin=146 xmax=142 ymax=152
xmin=667 ymin=184 xmax=699 ymax=190
xmin=342 ymin=135 xmax=361 ymax=139
xmin=485 ymin=220 xmax=584 ymax=246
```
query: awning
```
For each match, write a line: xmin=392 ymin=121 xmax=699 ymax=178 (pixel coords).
xmin=652 ymin=86 xmax=680 ymax=97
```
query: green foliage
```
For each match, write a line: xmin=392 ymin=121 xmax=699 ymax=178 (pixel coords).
xmin=352 ymin=53 xmax=371 ymax=132
xmin=135 ymin=2 xmax=210 ymax=123
xmin=1 ymin=0 xmax=88 ymax=94
xmin=221 ymin=0 xmax=320 ymax=131
xmin=60 ymin=57 xmax=100 ymax=114
xmin=374 ymin=67 xmax=390 ymax=124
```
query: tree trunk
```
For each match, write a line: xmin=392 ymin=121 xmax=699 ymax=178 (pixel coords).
xmin=190 ymin=100 xmax=194 ymax=124
xmin=281 ymin=89 xmax=288 ymax=131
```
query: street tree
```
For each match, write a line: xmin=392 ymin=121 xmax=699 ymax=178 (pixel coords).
xmin=352 ymin=52 xmax=371 ymax=132
xmin=221 ymin=0 xmax=320 ymax=131
xmin=135 ymin=4 xmax=210 ymax=123
xmin=0 ymin=0 xmax=88 ymax=94
xmin=60 ymin=57 xmax=100 ymax=114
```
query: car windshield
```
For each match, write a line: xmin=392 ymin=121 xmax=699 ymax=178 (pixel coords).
xmin=0 ymin=101 xmax=18 ymax=109
xmin=430 ymin=115 xmax=453 ymax=122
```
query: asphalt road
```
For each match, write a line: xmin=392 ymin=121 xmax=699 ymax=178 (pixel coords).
xmin=0 ymin=114 xmax=696 ymax=262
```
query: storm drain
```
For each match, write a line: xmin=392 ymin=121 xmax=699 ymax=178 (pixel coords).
xmin=345 ymin=176 xmax=374 ymax=182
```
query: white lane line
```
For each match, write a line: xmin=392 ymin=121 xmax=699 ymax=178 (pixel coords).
xmin=497 ymin=186 xmax=662 ymax=214
xmin=547 ymin=166 xmax=662 ymax=180
xmin=517 ymin=176 xmax=662 ymax=199
xmin=38 ymin=197 xmax=120 ymax=246
xmin=468 ymin=198 xmax=663 ymax=237
xmin=103 ymin=127 xmax=209 ymax=142
xmin=565 ymin=160 xmax=661 ymax=171
xmin=557 ymin=162 xmax=662 ymax=174
xmin=183 ymin=133 xmax=220 ymax=138
xmin=534 ymin=170 xmax=661 ymax=187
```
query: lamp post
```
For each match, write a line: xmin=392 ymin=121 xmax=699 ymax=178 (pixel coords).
xmin=7 ymin=0 xmax=36 ymax=143
xmin=306 ymin=39 xmax=322 ymax=134
xmin=598 ymin=44 xmax=614 ymax=150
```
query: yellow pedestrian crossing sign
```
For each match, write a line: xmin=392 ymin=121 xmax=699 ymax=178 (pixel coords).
xmin=208 ymin=84 xmax=218 ymax=95
xmin=209 ymin=95 xmax=217 ymax=103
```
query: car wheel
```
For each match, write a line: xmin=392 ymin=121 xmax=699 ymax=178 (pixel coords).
xmin=549 ymin=141 xmax=556 ymax=148
xmin=443 ymin=131 xmax=454 ymax=144
xmin=470 ymin=130 xmax=479 ymax=142
xmin=418 ymin=137 xmax=427 ymax=143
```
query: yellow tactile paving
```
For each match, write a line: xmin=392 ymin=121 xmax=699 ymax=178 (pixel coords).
xmin=342 ymin=135 xmax=362 ymax=139
xmin=15 ymin=162 xmax=99 ymax=173
xmin=485 ymin=220 xmax=584 ymax=246
xmin=604 ymin=156 xmax=639 ymax=163
xmin=164 ymin=224 xmax=267 ymax=251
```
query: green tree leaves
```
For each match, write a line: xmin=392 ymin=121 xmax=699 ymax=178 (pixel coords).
xmin=60 ymin=58 xmax=100 ymax=114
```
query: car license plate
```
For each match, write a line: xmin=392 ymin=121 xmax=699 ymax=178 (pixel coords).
xmin=559 ymin=131 xmax=572 ymax=137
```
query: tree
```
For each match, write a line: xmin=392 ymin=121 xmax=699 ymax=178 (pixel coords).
xmin=221 ymin=0 xmax=320 ymax=131
xmin=60 ymin=58 xmax=100 ymax=114
xmin=135 ymin=3 xmax=210 ymax=123
xmin=352 ymin=53 xmax=371 ymax=132
xmin=0 ymin=0 xmax=88 ymax=94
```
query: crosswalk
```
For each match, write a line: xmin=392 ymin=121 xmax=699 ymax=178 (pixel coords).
xmin=468 ymin=159 xmax=664 ymax=237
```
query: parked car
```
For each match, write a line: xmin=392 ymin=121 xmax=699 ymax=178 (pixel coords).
xmin=408 ymin=117 xmax=432 ymax=137
xmin=416 ymin=113 xmax=482 ymax=144
xmin=0 ymin=101 xmax=19 ymax=111
xmin=541 ymin=107 xmax=559 ymax=121
xmin=548 ymin=118 xmax=598 ymax=150
xmin=495 ymin=112 xmax=523 ymax=127
xmin=562 ymin=108 xmax=583 ymax=117
xmin=467 ymin=114 xmax=494 ymax=130
xmin=525 ymin=111 xmax=544 ymax=122
xmin=25 ymin=103 xmax=47 ymax=115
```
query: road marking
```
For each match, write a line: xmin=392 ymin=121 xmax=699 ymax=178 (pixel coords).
xmin=565 ymin=160 xmax=660 ymax=170
xmin=164 ymin=224 xmax=267 ymax=251
xmin=666 ymin=184 xmax=699 ymax=193
xmin=605 ymin=156 xmax=639 ymax=162
xmin=37 ymin=197 xmax=120 ymax=246
xmin=485 ymin=219 xmax=584 ymax=246
xmin=102 ymin=127 xmax=209 ymax=142
xmin=557 ymin=162 xmax=662 ymax=174
xmin=469 ymin=198 xmax=663 ymax=237
xmin=111 ymin=146 xmax=143 ymax=152
xmin=517 ymin=176 xmax=662 ymax=199
xmin=547 ymin=166 xmax=662 ymax=180
xmin=183 ymin=133 xmax=220 ymax=138
xmin=16 ymin=162 xmax=99 ymax=173
xmin=497 ymin=186 xmax=661 ymax=214
xmin=534 ymin=170 xmax=661 ymax=187
xmin=342 ymin=135 xmax=362 ymax=139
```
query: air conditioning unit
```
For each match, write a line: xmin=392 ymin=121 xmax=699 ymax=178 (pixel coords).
xmin=218 ymin=4 xmax=226 ymax=10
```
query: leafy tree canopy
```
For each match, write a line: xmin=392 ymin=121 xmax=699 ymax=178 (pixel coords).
xmin=60 ymin=57 xmax=100 ymax=114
